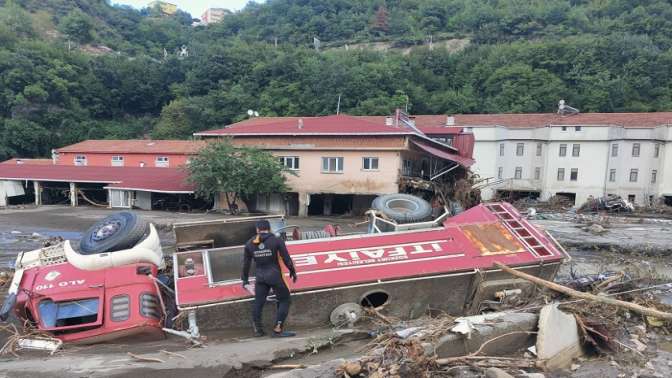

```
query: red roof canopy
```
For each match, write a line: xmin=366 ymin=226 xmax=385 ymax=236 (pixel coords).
xmin=0 ymin=164 xmax=193 ymax=193
xmin=412 ymin=140 xmax=475 ymax=168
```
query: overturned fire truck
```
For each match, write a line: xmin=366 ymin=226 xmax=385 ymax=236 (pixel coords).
xmin=1 ymin=197 xmax=568 ymax=344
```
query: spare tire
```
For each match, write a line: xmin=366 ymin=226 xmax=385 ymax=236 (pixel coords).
xmin=79 ymin=212 xmax=149 ymax=255
xmin=372 ymin=194 xmax=432 ymax=224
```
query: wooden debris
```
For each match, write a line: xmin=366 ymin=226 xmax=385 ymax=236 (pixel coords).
xmin=159 ymin=349 xmax=187 ymax=359
xmin=127 ymin=352 xmax=165 ymax=363
xmin=435 ymin=331 xmax=537 ymax=366
xmin=494 ymin=262 xmax=672 ymax=320
xmin=268 ymin=364 xmax=307 ymax=369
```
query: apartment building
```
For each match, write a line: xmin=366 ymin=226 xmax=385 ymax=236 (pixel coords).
xmin=458 ymin=112 xmax=672 ymax=207
xmin=194 ymin=114 xmax=474 ymax=216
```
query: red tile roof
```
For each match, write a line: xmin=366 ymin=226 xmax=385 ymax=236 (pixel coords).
xmin=56 ymin=140 xmax=206 ymax=154
xmin=0 ymin=158 xmax=54 ymax=165
xmin=195 ymin=114 xmax=415 ymax=136
xmin=0 ymin=164 xmax=193 ymax=193
xmin=415 ymin=112 xmax=672 ymax=128
xmin=197 ymin=112 xmax=672 ymax=137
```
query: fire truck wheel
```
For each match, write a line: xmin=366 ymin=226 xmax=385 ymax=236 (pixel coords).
xmin=372 ymin=194 xmax=432 ymax=224
xmin=79 ymin=212 xmax=149 ymax=254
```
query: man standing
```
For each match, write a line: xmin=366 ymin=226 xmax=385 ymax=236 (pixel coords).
xmin=242 ymin=220 xmax=298 ymax=337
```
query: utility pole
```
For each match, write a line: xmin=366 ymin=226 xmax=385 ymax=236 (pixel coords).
xmin=336 ymin=95 xmax=341 ymax=115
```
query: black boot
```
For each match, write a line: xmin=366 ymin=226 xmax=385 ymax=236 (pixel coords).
xmin=253 ymin=323 xmax=265 ymax=337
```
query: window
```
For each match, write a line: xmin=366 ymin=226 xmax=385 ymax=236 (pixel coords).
xmin=629 ymin=169 xmax=638 ymax=182
xmin=536 ymin=143 xmax=542 ymax=157
xmin=155 ymin=156 xmax=169 ymax=167
xmin=559 ymin=144 xmax=567 ymax=157
xmin=111 ymin=156 xmax=124 ymax=167
xmin=322 ymin=157 xmax=344 ymax=173
xmin=279 ymin=156 xmax=300 ymax=170
xmin=74 ymin=155 xmax=87 ymax=166
xmin=497 ymin=167 xmax=503 ymax=179
xmin=38 ymin=298 xmax=99 ymax=328
xmin=362 ymin=157 xmax=379 ymax=171
xmin=575 ymin=126 xmax=582 ymax=131
xmin=514 ymin=167 xmax=522 ymax=179
xmin=572 ymin=144 xmax=580 ymax=157
xmin=655 ymin=144 xmax=660 ymax=158
xmin=651 ymin=170 xmax=657 ymax=184
xmin=611 ymin=144 xmax=619 ymax=157
xmin=402 ymin=160 xmax=413 ymax=175
xmin=499 ymin=143 xmax=504 ymax=156
xmin=516 ymin=143 xmax=524 ymax=156
xmin=561 ymin=126 xmax=567 ymax=131
xmin=609 ymin=169 xmax=616 ymax=182
xmin=570 ymin=168 xmax=578 ymax=181
xmin=632 ymin=143 xmax=640 ymax=157
xmin=557 ymin=168 xmax=565 ymax=181
xmin=534 ymin=167 xmax=541 ymax=180
xmin=628 ymin=194 xmax=636 ymax=203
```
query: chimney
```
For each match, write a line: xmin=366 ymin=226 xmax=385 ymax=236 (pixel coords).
xmin=446 ymin=115 xmax=455 ymax=126
xmin=298 ymin=119 xmax=304 ymax=129
xmin=385 ymin=116 xmax=393 ymax=126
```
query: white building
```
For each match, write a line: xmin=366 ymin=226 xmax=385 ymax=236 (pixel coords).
xmin=447 ymin=111 xmax=672 ymax=207
xmin=200 ymin=8 xmax=229 ymax=24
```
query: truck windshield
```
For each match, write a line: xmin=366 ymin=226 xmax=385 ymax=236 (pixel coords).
xmin=38 ymin=298 xmax=99 ymax=328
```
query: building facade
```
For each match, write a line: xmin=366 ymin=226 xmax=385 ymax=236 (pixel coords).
xmin=54 ymin=140 xmax=204 ymax=168
xmin=458 ymin=112 xmax=672 ymax=207
xmin=195 ymin=114 xmax=474 ymax=216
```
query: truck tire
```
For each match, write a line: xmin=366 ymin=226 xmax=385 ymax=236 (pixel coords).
xmin=372 ymin=194 xmax=432 ymax=224
xmin=79 ymin=212 xmax=149 ymax=255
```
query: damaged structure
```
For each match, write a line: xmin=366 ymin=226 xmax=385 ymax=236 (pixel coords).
xmin=194 ymin=113 xmax=475 ymax=216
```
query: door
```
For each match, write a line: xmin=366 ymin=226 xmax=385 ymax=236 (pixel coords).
xmin=110 ymin=189 xmax=131 ymax=208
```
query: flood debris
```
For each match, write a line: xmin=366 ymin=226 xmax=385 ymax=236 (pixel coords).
xmin=535 ymin=304 xmax=583 ymax=369
xmin=494 ymin=262 xmax=672 ymax=320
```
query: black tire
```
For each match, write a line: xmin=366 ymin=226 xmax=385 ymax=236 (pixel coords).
xmin=372 ymin=194 xmax=432 ymax=224
xmin=79 ymin=212 xmax=149 ymax=255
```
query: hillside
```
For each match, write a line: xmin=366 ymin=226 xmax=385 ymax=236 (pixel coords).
xmin=1 ymin=0 xmax=672 ymax=160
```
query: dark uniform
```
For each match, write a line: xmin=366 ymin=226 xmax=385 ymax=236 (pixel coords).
xmin=242 ymin=231 xmax=297 ymax=336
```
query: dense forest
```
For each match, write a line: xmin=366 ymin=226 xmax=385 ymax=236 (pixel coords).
xmin=1 ymin=0 xmax=672 ymax=160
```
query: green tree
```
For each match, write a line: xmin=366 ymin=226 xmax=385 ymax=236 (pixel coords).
xmin=59 ymin=9 xmax=94 ymax=43
xmin=186 ymin=140 xmax=291 ymax=211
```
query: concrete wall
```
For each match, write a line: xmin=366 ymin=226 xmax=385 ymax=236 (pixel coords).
xmin=280 ymin=150 xmax=401 ymax=195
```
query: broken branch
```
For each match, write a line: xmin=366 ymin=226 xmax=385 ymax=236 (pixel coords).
xmin=494 ymin=262 xmax=672 ymax=320
xmin=127 ymin=352 xmax=165 ymax=363
xmin=268 ymin=364 xmax=307 ymax=369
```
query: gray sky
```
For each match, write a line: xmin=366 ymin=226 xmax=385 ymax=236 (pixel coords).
xmin=112 ymin=0 xmax=260 ymax=17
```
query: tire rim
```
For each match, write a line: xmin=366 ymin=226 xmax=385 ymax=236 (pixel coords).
xmin=92 ymin=220 xmax=122 ymax=241
xmin=385 ymin=198 xmax=419 ymax=214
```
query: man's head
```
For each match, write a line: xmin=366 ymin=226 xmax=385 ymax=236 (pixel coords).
xmin=255 ymin=219 xmax=271 ymax=233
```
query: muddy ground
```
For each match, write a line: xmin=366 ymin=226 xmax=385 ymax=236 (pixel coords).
xmin=2 ymin=205 xmax=672 ymax=377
